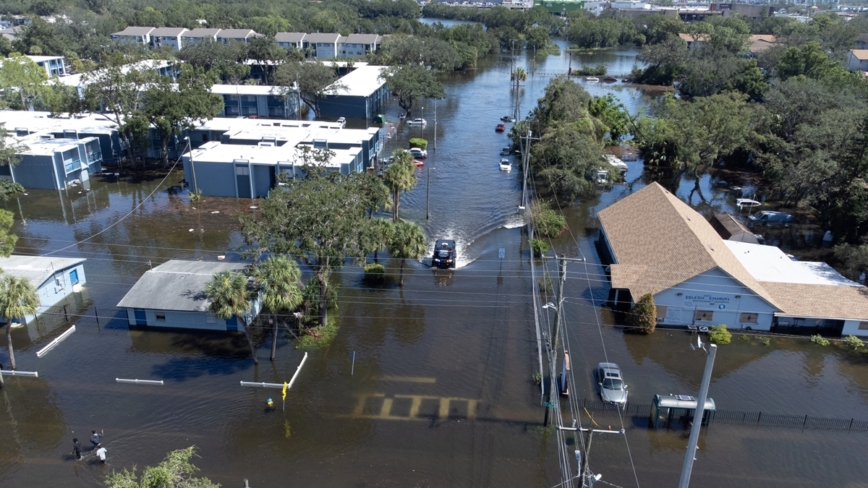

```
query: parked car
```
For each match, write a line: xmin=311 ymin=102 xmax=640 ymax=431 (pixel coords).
xmin=336 ymin=117 xmax=346 ymax=128
xmin=749 ymin=210 xmax=794 ymax=225
xmin=495 ymin=123 xmax=506 ymax=132
xmin=407 ymin=118 xmax=427 ymax=126
xmin=500 ymin=147 xmax=511 ymax=156
xmin=409 ymin=147 xmax=427 ymax=159
xmin=432 ymin=239 xmax=456 ymax=269
xmin=596 ymin=362 xmax=627 ymax=405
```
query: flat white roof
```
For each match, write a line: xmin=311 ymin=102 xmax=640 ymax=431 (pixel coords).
xmin=186 ymin=141 xmax=359 ymax=169
xmin=18 ymin=135 xmax=98 ymax=155
xmin=25 ymin=55 xmax=63 ymax=63
xmin=57 ymin=60 xmax=173 ymax=88
xmin=725 ymin=241 xmax=860 ymax=287
xmin=325 ymin=65 xmax=388 ymax=98
xmin=210 ymin=84 xmax=284 ymax=96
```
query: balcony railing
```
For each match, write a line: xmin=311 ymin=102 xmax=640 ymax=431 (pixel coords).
xmin=63 ymin=158 xmax=81 ymax=174
xmin=86 ymin=150 xmax=102 ymax=164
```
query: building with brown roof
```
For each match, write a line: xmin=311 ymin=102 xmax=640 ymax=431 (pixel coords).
xmin=848 ymin=49 xmax=868 ymax=73
xmin=748 ymin=34 xmax=775 ymax=55
xmin=598 ymin=182 xmax=868 ymax=336
xmin=709 ymin=213 xmax=760 ymax=245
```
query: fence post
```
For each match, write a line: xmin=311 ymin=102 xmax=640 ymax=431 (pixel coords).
xmin=849 ymin=418 xmax=854 ymax=434
xmin=757 ymin=412 xmax=761 ymax=427
xmin=63 ymin=305 xmax=68 ymax=321
xmin=802 ymin=415 xmax=808 ymax=432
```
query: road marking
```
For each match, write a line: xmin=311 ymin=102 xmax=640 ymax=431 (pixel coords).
xmin=376 ymin=376 xmax=436 ymax=384
xmin=349 ymin=393 xmax=477 ymax=421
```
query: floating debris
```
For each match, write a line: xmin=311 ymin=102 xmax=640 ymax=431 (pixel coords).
xmin=249 ymin=206 xmax=258 ymax=209
xmin=189 ymin=229 xmax=194 ymax=232
xmin=211 ymin=210 xmax=220 ymax=214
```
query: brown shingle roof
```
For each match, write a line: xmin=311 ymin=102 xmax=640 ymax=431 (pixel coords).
xmin=851 ymin=49 xmax=868 ymax=61
xmin=598 ymin=182 xmax=779 ymax=307
xmin=709 ymin=213 xmax=758 ymax=244
xmin=678 ymin=33 xmax=709 ymax=43
xmin=748 ymin=34 xmax=775 ymax=53
xmin=762 ymin=282 xmax=868 ymax=320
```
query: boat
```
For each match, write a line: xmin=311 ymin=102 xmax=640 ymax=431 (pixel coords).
xmin=499 ymin=159 xmax=511 ymax=171
xmin=604 ymin=154 xmax=628 ymax=173
xmin=736 ymin=198 xmax=761 ymax=209
xmin=500 ymin=116 xmax=515 ymax=123
xmin=500 ymin=147 xmax=511 ymax=156
xmin=495 ymin=123 xmax=506 ymax=132
xmin=586 ymin=76 xmax=600 ymax=83
xmin=407 ymin=118 xmax=427 ymax=126
xmin=602 ymin=76 xmax=618 ymax=83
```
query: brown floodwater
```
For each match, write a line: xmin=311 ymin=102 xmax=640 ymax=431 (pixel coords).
xmin=0 ymin=44 xmax=866 ymax=488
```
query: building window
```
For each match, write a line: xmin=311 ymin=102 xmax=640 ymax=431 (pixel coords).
xmin=739 ymin=313 xmax=758 ymax=324
xmin=694 ymin=310 xmax=714 ymax=322
xmin=155 ymin=312 xmax=166 ymax=321
xmin=655 ymin=306 xmax=667 ymax=321
xmin=859 ymin=321 xmax=868 ymax=330
xmin=235 ymin=166 xmax=250 ymax=176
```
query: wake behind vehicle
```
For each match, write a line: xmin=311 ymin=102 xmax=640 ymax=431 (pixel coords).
xmin=596 ymin=362 xmax=628 ymax=405
xmin=432 ymin=239 xmax=456 ymax=269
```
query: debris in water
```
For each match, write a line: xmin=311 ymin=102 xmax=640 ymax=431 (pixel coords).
xmin=211 ymin=210 xmax=220 ymax=214
xmin=189 ymin=229 xmax=194 ymax=232
xmin=250 ymin=205 xmax=258 ymax=209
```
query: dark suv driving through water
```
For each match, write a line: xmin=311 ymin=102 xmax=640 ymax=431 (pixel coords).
xmin=432 ymin=239 xmax=456 ymax=269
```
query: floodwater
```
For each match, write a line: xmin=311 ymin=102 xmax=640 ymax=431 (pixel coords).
xmin=0 ymin=45 xmax=867 ymax=488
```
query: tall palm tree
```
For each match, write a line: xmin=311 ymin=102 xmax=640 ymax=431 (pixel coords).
xmin=388 ymin=221 xmax=428 ymax=287
xmin=252 ymin=256 xmax=303 ymax=361
xmin=511 ymin=67 xmax=527 ymax=88
xmin=0 ymin=276 xmax=38 ymax=370
xmin=383 ymin=150 xmax=418 ymax=222
xmin=206 ymin=271 xmax=258 ymax=365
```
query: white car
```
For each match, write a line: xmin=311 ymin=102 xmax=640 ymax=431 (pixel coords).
xmin=409 ymin=147 xmax=427 ymax=159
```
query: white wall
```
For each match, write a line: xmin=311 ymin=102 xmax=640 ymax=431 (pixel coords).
xmin=849 ymin=52 xmax=868 ymax=72
xmin=841 ymin=320 xmax=868 ymax=337
xmin=653 ymin=268 xmax=776 ymax=331
xmin=28 ymin=263 xmax=86 ymax=324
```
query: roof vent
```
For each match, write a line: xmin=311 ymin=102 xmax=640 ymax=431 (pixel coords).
xmin=708 ymin=245 xmax=715 ymax=252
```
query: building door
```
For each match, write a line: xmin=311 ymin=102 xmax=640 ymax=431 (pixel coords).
xmin=269 ymin=166 xmax=276 ymax=190
xmin=226 ymin=315 xmax=238 ymax=331
xmin=134 ymin=309 xmax=147 ymax=326
xmin=69 ymin=269 xmax=79 ymax=285
xmin=235 ymin=165 xmax=251 ymax=198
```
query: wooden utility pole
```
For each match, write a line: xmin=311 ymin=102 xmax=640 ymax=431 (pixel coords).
xmin=544 ymin=255 xmax=567 ymax=426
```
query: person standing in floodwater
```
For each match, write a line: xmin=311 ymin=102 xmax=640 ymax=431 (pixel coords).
xmin=95 ymin=446 xmax=107 ymax=464
xmin=71 ymin=438 xmax=82 ymax=460
xmin=90 ymin=429 xmax=103 ymax=448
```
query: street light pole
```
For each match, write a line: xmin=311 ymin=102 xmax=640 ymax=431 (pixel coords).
xmin=185 ymin=134 xmax=198 ymax=194
xmin=544 ymin=255 xmax=567 ymax=426
xmin=679 ymin=342 xmax=717 ymax=488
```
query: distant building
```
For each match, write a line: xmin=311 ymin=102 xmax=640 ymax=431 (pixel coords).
xmin=111 ymin=26 xmax=155 ymax=46
xmin=117 ymin=260 xmax=261 ymax=331
xmin=341 ymin=34 xmax=382 ymax=58
xmin=275 ymin=32 xmax=306 ymax=50
xmin=181 ymin=28 xmax=221 ymax=46
xmin=216 ymin=29 xmax=262 ymax=44
xmin=0 ymin=134 xmax=103 ymax=190
xmin=747 ymin=34 xmax=776 ymax=56
xmin=857 ymin=33 xmax=868 ymax=50
xmin=151 ymin=27 xmax=188 ymax=50
xmin=599 ymin=182 xmax=868 ymax=337
xmin=848 ymin=50 xmax=868 ymax=73
xmin=317 ymin=65 xmax=389 ymax=119
xmin=305 ymin=33 xmax=342 ymax=58
xmin=709 ymin=213 xmax=761 ymax=245
xmin=211 ymin=84 xmax=299 ymax=119
xmin=0 ymin=255 xmax=86 ymax=327
xmin=678 ymin=33 xmax=709 ymax=49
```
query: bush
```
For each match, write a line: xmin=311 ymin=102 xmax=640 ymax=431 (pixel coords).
xmin=409 ymin=138 xmax=428 ymax=150
xmin=296 ymin=322 xmax=339 ymax=350
xmin=760 ymin=337 xmax=771 ymax=346
xmin=531 ymin=238 xmax=549 ymax=258
xmin=573 ymin=64 xmax=607 ymax=77
xmin=363 ymin=263 xmax=385 ymax=283
xmin=811 ymin=334 xmax=830 ymax=346
xmin=628 ymin=293 xmax=656 ymax=334
xmin=709 ymin=325 xmax=731 ymax=345
xmin=843 ymin=335 xmax=865 ymax=352
xmin=532 ymin=202 xmax=568 ymax=238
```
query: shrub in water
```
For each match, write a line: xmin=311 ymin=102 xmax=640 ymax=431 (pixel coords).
xmin=843 ymin=335 xmax=865 ymax=351
xmin=709 ymin=325 xmax=732 ymax=345
xmin=409 ymin=138 xmax=428 ymax=150
xmin=363 ymin=263 xmax=385 ymax=283
xmin=810 ymin=334 xmax=830 ymax=346
xmin=531 ymin=238 xmax=549 ymax=258
xmin=628 ymin=293 xmax=656 ymax=334
xmin=532 ymin=203 xmax=567 ymax=238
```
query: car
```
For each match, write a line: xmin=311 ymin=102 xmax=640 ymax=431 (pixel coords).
xmin=500 ymin=147 xmax=511 ymax=156
xmin=596 ymin=362 xmax=627 ymax=405
xmin=407 ymin=118 xmax=427 ymax=126
xmin=495 ymin=123 xmax=506 ymax=132
xmin=432 ymin=239 xmax=456 ymax=269
xmin=749 ymin=210 xmax=794 ymax=225
xmin=409 ymin=147 xmax=427 ymax=159
xmin=336 ymin=117 xmax=346 ymax=128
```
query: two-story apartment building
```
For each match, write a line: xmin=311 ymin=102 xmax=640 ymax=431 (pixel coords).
xmin=848 ymin=50 xmax=868 ymax=73
xmin=26 ymin=55 xmax=66 ymax=77
xmin=275 ymin=32 xmax=306 ymax=50
xmin=111 ymin=26 xmax=155 ymax=46
xmin=181 ymin=28 xmax=221 ymax=46
xmin=216 ymin=29 xmax=261 ymax=44
xmin=340 ymin=34 xmax=382 ymax=58
xmin=151 ymin=27 xmax=188 ymax=50
xmin=305 ymin=33 xmax=342 ymax=59
xmin=211 ymin=84 xmax=299 ymax=119
xmin=0 ymin=135 xmax=103 ymax=190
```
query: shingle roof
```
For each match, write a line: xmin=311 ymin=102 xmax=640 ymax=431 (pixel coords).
xmin=748 ymin=34 xmax=775 ymax=53
xmin=678 ymin=33 xmax=709 ymax=43
xmin=117 ymin=260 xmax=249 ymax=312
xmin=305 ymin=33 xmax=341 ymax=44
xmin=346 ymin=34 xmax=380 ymax=44
xmin=709 ymin=213 xmax=758 ymax=244
xmin=182 ymin=28 xmax=221 ymax=38
xmin=762 ymin=282 xmax=868 ymax=321
xmin=0 ymin=255 xmax=85 ymax=289
xmin=217 ymin=29 xmax=256 ymax=39
xmin=112 ymin=26 xmax=155 ymax=37
xmin=851 ymin=49 xmax=868 ymax=61
xmin=151 ymin=27 xmax=188 ymax=37
xmin=598 ymin=182 xmax=779 ymax=307
xmin=275 ymin=32 xmax=306 ymax=43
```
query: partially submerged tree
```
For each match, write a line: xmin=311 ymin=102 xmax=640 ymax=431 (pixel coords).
xmin=0 ymin=52 xmax=48 ymax=110
xmin=628 ymin=293 xmax=656 ymax=335
xmin=382 ymin=64 xmax=445 ymax=117
xmin=106 ymin=446 xmax=219 ymax=488
xmin=388 ymin=220 xmax=427 ymax=287
xmin=252 ymin=256 xmax=303 ymax=360
xmin=275 ymin=60 xmax=342 ymax=119
xmin=383 ymin=150 xmax=417 ymax=222
xmin=206 ymin=271 xmax=258 ymax=365
xmin=0 ymin=276 xmax=39 ymax=370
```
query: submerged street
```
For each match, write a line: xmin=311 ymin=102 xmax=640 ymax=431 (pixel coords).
xmin=1 ymin=39 xmax=868 ymax=487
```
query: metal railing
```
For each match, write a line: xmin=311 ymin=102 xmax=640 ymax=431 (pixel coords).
xmin=63 ymin=158 xmax=81 ymax=174
xmin=87 ymin=150 xmax=102 ymax=163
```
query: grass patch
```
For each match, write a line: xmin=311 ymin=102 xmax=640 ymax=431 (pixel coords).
xmin=296 ymin=322 xmax=339 ymax=350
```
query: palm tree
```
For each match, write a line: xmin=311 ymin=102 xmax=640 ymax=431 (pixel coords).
xmin=0 ymin=276 xmax=39 ymax=370
xmin=388 ymin=220 xmax=428 ymax=287
xmin=511 ymin=67 xmax=527 ymax=88
xmin=206 ymin=271 xmax=258 ymax=365
xmin=252 ymin=256 xmax=303 ymax=361
xmin=383 ymin=150 xmax=418 ymax=222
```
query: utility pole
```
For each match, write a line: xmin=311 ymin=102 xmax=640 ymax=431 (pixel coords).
xmin=679 ymin=343 xmax=718 ymax=488
xmin=544 ymin=255 xmax=567 ymax=426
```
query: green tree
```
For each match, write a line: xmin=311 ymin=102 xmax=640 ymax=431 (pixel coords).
xmin=205 ymin=271 xmax=258 ymax=365
xmin=240 ymin=168 xmax=372 ymax=328
xmin=388 ymin=220 xmax=427 ymax=287
xmin=275 ymin=60 xmax=341 ymax=119
xmin=0 ymin=276 xmax=39 ymax=370
xmin=106 ymin=446 xmax=219 ymax=488
xmin=383 ymin=150 xmax=418 ymax=222
xmin=382 ymin=64 xmax=445 ymax=118
xmin=373 ymin=35 xmax=462 ymax=71
xmin=0 ymin=52 xmax=48 ymax=110
xmin=252 ymin=256 xmax=303 ymax=360
xmin=355 ymin=171 xmax=392 ymax=219
xmin=628 ymin=293 xmax=656 ymax=335
xmin=709 ymin=325 xmax=732 ymax=345
xmin=775 ymin=42 xmax=845 ymax=81
xmin=143 ymin=65 xmax=223 ymax=166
